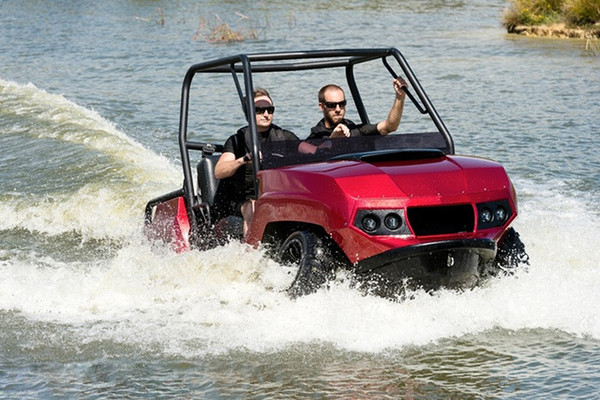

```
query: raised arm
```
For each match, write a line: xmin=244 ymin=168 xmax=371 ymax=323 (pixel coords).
xmin=376 ymin=78 xmax=408 ymax=135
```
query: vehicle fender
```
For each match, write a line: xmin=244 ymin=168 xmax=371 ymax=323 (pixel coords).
xmin=245 ymin=169 xmax=354 ymax=245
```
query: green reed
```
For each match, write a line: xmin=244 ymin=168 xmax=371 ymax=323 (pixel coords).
xmin=504 ymin=0 xmax=600 ymax=28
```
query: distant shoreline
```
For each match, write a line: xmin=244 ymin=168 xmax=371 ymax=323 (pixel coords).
xmin=508 ymin=23 xmax=600 ymax=39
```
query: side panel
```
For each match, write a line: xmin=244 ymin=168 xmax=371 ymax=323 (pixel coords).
xmin=145 ymin=196 xmax=191 ymax=253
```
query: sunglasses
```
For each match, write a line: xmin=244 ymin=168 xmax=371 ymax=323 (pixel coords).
xmin=255 ymin=106 xmax=275 ymax=115
xmin=322 ymin=100 xmax=347 ymax=109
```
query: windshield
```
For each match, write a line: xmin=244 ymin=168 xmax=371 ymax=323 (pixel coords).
xmin=260 ymin=132 xmax=451 ymax=169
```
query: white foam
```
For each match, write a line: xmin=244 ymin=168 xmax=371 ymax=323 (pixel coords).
xmin=0 ymin=79 xmax=180 ymax=238
xmin=1 ymin=78 xmax=179 ymax=183
xmin=2 ymin=78 xmax=599 ymax=355
xmin=2 ymin=180 xmax=599 ymax=356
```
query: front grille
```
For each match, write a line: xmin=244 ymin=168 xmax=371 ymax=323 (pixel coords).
xmin=407 ymin=204 xmax=474 ymax=236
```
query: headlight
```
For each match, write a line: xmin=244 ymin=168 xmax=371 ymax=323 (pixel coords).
xmin=384 ymin=213 xmax=402 ymax=230
xmin=476 ymin=200 xmax=513 ymax=229
xmin=354 ymin=209 xmax=409 ymax=236
xmin=361 ymin=214 xmax=379 ymax=232
xmin=495 ymin=206 xmax=507 ymax=222
xmin=479 ymin=208 xmax=493 ymax=224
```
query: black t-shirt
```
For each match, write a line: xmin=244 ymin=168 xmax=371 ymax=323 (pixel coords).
xmin=213 ymin=124 xmax=298 ymax=218
xmin=308 ymin=118 xmax=379 ymax=139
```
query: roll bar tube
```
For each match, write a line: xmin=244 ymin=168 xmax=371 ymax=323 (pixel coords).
xmin=178 ymin=55 xmax=261 ymax=243
xmin=385 ymin=48 xmax=454 ymax=153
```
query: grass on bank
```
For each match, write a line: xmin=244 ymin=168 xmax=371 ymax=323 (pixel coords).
xmin=504 ymin=0 xmax=600 ymax=29
xmin=136 ymin=8 xmax=263 ymax=43
xmin=193 ymin=12 xmax=261 ymax=43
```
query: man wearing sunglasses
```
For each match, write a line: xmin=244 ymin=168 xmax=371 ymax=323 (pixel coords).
xmin=308 ymin=78 xmax=408 ymax=140
xmin=214 ymin=88 xmax=298 ymax=237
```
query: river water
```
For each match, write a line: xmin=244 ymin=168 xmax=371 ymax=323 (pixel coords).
xmin=1 ymin=0 xmax=599 ymax=398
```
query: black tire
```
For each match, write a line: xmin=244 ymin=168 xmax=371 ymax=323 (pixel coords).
xmin=277 ymin=230 xmax=335 ymax=298
xmin=486 ymin=227 xmax=530 ymax=276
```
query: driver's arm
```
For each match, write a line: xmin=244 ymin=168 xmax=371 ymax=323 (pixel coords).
xmin=214 ymin=151 xmax=249 ymax=179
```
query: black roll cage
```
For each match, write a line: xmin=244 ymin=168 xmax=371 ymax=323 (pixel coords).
xmin=153 ymin=48 xmax=454 ymax=241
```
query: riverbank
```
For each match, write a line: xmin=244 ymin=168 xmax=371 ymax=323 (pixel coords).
xmin=508 ymin=22 xmax=600 ymax=38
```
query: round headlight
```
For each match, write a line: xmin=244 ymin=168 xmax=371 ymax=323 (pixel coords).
xmin=495 ymin=206 xmax=507 ymax=222
xmin=384 ymin=213 xmax=402 ymax=230
xmin=362 ymin=214 xmax=379 ymax=232
xmin=480 ymin=207 xmax=493 ymax=223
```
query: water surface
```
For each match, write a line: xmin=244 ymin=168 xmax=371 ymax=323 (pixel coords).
xmin=1 ymin=0 xmax=599 ymax=398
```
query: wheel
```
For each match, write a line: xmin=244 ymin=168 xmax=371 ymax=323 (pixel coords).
xmin=277 ymin=230 xmax=335 ymax=298
xmin=485 ymin=227 xmax=529 ymax=276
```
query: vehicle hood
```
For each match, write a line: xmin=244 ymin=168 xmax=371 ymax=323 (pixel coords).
xmin=263 ymin=155 xmax=512 ymax=206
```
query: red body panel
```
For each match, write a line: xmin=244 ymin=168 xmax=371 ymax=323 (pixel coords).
xmin=246 ymin=155 xmax=516 ymax=264
xmin=145 ymin=196 xmax=190 ymax=253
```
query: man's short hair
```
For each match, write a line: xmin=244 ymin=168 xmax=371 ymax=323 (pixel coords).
xmin=253 ymin=87 xmax=272 ymax=102
xmin=318 ymin=84 xmax=344 ymax=103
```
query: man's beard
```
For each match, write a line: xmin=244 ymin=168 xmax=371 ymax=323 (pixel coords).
xmin=325 ymin=113 xmax=343 ymax=127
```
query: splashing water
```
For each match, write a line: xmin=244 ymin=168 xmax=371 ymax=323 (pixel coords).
xmin=1 ymin=79 xmax=599 ymax=361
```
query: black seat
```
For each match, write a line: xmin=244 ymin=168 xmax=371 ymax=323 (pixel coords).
xmin=197 ymin=155 xmax=221 ymax=208
xmin=196 ymin=155 xmax=243 ymax=239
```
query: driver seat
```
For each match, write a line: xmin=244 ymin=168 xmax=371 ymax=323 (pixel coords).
xmin=197 ymin=154 xmax=244 ymax=241
xmin=197 ymin=155 xmax=220 ymax=220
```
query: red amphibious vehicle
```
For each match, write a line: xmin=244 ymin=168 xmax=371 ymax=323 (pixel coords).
xmin=144 ymin=48 xmax=528 ymax=297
